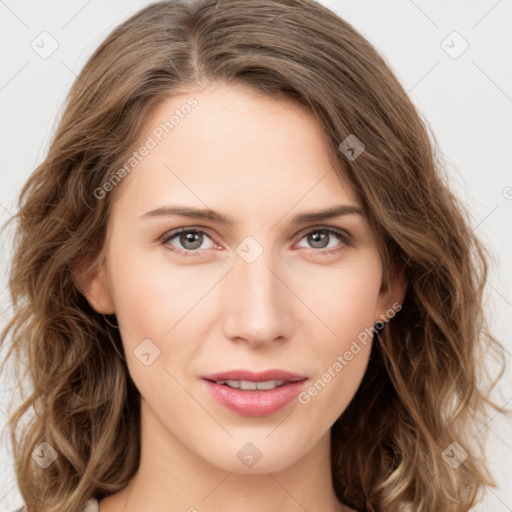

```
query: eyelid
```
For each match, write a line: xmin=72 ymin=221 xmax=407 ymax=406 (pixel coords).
xmin=293 ymin=225 xmax=353 ymax=243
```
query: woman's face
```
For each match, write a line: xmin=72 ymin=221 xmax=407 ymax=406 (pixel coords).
xmin=81 ymin=83 xmax=404 ymax=474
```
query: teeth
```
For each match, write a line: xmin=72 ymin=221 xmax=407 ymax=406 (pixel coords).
xmin=216 ymin=379 xmax=286 ymax=390
xmin=254 ymin=379 xmax=286 ymax=390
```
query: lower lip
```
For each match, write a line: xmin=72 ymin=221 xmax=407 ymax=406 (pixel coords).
xmin=203 ymin=379 xmax=307 ymax=416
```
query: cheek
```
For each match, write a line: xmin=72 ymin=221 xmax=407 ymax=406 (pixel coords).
xmin=106 ymin=249 xmax=221 ymax=392
xmin=108 ymin=245 xmax=219 ymax=337
xmin=301 ymin=252 xmax=383 ymax=342
xmin=296 ymin=257 xmax=381 ymax=414
xmin=298 ymin=307 xmax=375 ymax=423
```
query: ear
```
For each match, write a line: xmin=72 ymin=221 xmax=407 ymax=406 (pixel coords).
xmin=374 ymin=262 xmax=407 ymax=324
xmin=71 ymin=251 xmax=115 ymax=315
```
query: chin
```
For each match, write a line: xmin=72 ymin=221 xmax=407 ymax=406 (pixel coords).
xmin=193 ymin=431 xmax=311 ymax=475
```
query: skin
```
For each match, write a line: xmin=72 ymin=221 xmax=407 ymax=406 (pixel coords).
xmin=77 ymin=82 xmax=406 ymax=512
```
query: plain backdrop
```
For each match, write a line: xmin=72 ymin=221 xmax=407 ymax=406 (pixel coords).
xmin=1 ymin=0 xmax=511 ymax=510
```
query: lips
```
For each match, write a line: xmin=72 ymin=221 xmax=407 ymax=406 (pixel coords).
xmin=201 ymin=369 xmax=308 ymax=416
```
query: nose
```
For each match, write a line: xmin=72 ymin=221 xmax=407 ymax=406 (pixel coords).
xmin=222 ymin=246 xmax=294 ymax=348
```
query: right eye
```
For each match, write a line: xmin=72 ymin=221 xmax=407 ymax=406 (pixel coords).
xmin=161 ymin=228 xmax=217 ymax=257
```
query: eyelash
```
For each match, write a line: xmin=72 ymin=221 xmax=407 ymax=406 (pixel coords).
xmin=160 ymin=226 xmax=352 ymax=258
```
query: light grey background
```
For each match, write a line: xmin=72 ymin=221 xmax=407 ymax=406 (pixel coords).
xmin=1 ymin=0 xmax=511 ymax=510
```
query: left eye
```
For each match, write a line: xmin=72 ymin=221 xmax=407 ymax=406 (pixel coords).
xmin=295 ymin=229 xmax=347 ymax=250
xmin=162 ymin=228 xmax=349 ymax=256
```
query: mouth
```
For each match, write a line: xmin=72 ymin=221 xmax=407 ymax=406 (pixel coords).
xmin=201 ymin=369 xmax=308 ymax=416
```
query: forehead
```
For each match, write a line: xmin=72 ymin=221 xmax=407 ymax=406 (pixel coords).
xmin=112 ymin=83 xmax=360 ymax=216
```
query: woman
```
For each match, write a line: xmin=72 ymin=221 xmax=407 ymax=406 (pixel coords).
xmin=1 ymin=0 xmax=505 ymax=511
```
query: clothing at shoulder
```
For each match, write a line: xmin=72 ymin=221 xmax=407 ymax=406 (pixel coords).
xmin=14 ymin=497 xmax=99 ymax=512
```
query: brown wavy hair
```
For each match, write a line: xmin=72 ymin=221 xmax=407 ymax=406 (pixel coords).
xmin=0 ymin=1 xmax=506 ymax=511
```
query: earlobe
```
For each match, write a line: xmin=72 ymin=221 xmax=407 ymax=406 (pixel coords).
xmin=375 ymin=264 xmax=407 ymax=323
xmin=71 ymin=255 xmax=115 ymax=315
xmin=390 ymin=264 xmax=407 ymax=305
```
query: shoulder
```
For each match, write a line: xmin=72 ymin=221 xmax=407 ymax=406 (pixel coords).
xmin=13 ymin=497 xmax=99 ymax=512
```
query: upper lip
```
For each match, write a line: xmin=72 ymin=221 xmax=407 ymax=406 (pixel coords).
xmin=202 ymin=369 xmax=308 ymax=383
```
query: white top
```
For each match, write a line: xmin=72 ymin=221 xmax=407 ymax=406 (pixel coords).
xmin=16 ymin=497 xmax=99 ymax=512
xmin=81 ymin=498 xmax=100 ymax=511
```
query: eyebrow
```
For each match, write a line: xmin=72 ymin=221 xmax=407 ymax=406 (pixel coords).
xmin=140 ymin=204 xmax=366 ymax=226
